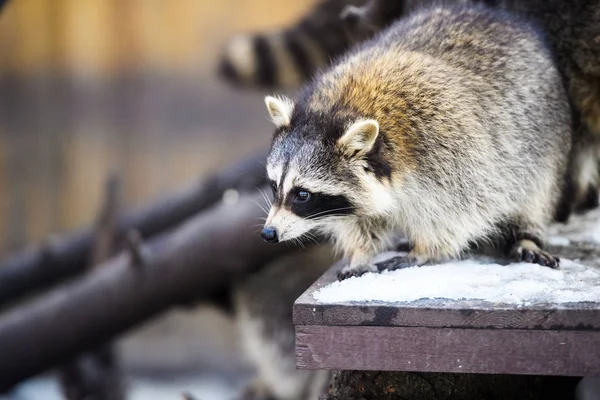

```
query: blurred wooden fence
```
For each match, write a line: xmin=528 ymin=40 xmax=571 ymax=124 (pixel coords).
xmin=0 ymin=0 xmax=317 ymax=254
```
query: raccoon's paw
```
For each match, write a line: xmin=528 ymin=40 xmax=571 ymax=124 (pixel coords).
xmin=512 ymin=240 xmax=559 ymax=269
xmin=337 ymin=264 xmax=378 ymax=280
xmin=374 ymin=255 xmax=421 ymax=272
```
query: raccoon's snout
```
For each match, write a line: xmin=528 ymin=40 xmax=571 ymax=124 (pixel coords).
xmin=261 ymin=226 xmax=279 ymax=243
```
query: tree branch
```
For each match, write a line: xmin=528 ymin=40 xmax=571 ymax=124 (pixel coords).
xmin=0 ymin=191 xmax=296 ymax=393
xmin=0 ymin=150 xmax=268 ymax=308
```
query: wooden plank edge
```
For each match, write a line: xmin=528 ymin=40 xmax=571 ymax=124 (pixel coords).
xmin=293 ymin=302 xmax=600 ymax=331
xmin=296 ymin=325 xmax=600 ymax=377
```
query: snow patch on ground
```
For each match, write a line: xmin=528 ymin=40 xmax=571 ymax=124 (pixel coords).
xmin=314 ymin=258 xmax=600 ymax=306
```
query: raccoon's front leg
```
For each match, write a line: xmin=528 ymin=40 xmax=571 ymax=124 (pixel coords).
xmin=373 ymin=241 xmax=430 ymax=273
xmin=374 ymin=252 xmax=428 ymax=272
xmin=337 ymin=243 xmax=424 ymax=281
xmin=337 ymin=254 xmax=380 ymax=280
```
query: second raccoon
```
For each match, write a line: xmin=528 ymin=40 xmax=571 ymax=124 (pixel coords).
xmin=261 ymin=5 xmax=571 ymax=278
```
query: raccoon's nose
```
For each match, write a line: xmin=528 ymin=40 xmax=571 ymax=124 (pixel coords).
xmin=261 ymin=227 xmax=278 ymax=243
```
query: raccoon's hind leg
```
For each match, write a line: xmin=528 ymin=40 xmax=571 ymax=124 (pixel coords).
xmin=511 ymin=239 xmax=559 ymax=269
xmin=502 ymin=219 xmax=560 ymax=269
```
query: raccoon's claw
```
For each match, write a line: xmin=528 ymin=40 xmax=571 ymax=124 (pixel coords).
xmin=512 ymin=241 xmax=559 ymax=269
xmin=374 ymin=255 xmax=421 ymax=272
xmin=337 ymin=264 xmax=378 ymax=280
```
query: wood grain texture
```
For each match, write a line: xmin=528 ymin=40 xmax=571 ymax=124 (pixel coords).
xmin=296 ymin=325 xmax=600 ymax=376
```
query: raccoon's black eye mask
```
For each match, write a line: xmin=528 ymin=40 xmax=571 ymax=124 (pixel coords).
xmin=286 ymin=186 xmax=355 ymax=219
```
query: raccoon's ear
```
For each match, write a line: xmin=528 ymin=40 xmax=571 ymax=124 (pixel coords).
xmin=265 ymin=95 xmax=294 ymax=127
xmin=337 ymin=119 xmax=379 ymax=157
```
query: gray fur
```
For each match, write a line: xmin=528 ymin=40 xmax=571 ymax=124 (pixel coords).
xmin=264 ymin=5 xmax=572 ymax=277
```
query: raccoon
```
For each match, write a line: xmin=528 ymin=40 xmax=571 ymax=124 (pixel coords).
xmin=233 ymin=246 xmax=335 ymax=400
xmin=218 ymin=0 xmax=377 ymax=89
xmin=218 ymin=0 xmax=600 ymax=220
xmin=259 ymin=5 xmax=572 ymax=279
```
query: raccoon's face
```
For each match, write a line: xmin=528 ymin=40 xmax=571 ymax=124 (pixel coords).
xmin=260 ymin=95 xmax=391 ymax=244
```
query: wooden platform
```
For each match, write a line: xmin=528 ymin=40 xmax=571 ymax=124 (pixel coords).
xmin=294 ymin=252 xmax=600 ymax=377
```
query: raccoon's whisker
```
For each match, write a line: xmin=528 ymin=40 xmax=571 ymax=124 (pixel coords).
xmin=306 ymin=207 xmax=354 ymax=219
xmin=299 ymin=235 xmax=311 ymax=248
xmin=304 ymin=232 xmax=321 ymax=246
xmin=311 ymin=214 xmax=351 ymax=222
xmin=250 ymin=199 xmax=269 ymax=216
xmin=257 ymin=187 xmax=273 ymax=209
xmin=250 ymin=197 xmax=264 ymax=209
xmin=292 ymin=237 xmax=305 ymax=250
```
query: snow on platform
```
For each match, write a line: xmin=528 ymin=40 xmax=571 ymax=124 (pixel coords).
xmin=313 ymin=207 xmax=600 ymax=306
xmin=313 ymin=257 xmax=600 ymax=306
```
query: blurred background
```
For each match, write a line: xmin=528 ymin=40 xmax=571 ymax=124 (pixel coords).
xmin=0 ymin=0 xmax=318 ymax=398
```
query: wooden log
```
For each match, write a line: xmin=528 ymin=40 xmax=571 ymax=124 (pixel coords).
xmin=0 ymin=191 xmax=295 ymax=393
xmin=0 ymin=150 xmax=268 ymax=308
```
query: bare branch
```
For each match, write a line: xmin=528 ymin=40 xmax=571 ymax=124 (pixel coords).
xmin=0 ymin=192 xmax=297 ymax=392
xmin=0 ymin=150 xmax=268 ymax=308
xmin=124 ymin=230 xmax=144 ymax=267
xmin=91 ymin=172 xmax=121 ymax=267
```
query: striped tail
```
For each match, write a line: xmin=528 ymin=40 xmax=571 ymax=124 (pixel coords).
xmin=218 ymin=0 xmax=370 ymax=89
